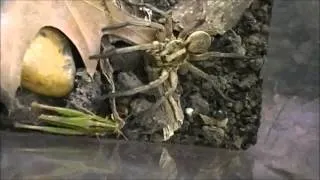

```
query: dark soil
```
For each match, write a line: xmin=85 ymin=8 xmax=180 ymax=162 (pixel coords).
xmin=0 ymin=0 xmax=273 ymax=150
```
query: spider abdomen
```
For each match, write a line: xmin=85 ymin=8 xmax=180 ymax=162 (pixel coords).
xmin=185 ymin=31 xmax=211 ymax=54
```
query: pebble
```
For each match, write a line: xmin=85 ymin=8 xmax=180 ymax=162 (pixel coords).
xmin=234 ymin=59 xmax=248 ymax=69
xmin=251 ymin=23 xmax=261 ymax=32
xmin=247 ymin=34 xmax=263 ymax=45
xmin=213 ymin=110 xmax=227 ymax=120
xmin=237 ymin=74 xmax=258 ymax=90
xmin=202 ymin=82 xmax=212 ymax=90
xmin=261 ymin=4 xmax=269 ymax=13
xmin=235 ymin=46 xmax=247 ymax=56
xmin=150 ymin=133 xmax=163 ymax=142
xmin=185 ymin=107 xmax=194 ymax=116
xmin=243 ymin=11 xmax=256 ymax=23
xmin=189 ymin=93 xmax=210 ymax=115
xmin=117 ymin=71 xmax=143 ymax=90
xmin=130 ymin=98 xmax=153 ymax=115
xmin=233 ymin=101 xmax=244 ymax=113
xmin=226 ymin=102 xmax=233 ymax=108
xmin=249 ymin=58 xmax=264 ymax=71
xmin=261 ymin=24 xmax=269 ymax=34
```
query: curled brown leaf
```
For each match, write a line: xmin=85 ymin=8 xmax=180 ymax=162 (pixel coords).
xmin=0 ymin=0 xmax=158 ymax=108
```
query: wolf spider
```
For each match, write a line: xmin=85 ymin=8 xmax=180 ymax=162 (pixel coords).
xmin=90 ymin=1 xmax=254 ymax=139
xmin=93 ymin=1 xmax=253 ymax=101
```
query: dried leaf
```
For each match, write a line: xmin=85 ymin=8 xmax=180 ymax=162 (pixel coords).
xmin=172 ymin=0 xmax=254 ymax=35
xmin=0 ymin=0 xmax=157 ymax=106
xmin=0 ymin=0 xmax=103 ymax=100
xmin=103 ymin=0 xmax=159 ymax=44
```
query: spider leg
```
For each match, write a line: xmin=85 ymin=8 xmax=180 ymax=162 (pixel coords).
xmin=145 ymin=70 xmax=178 ymax=113
xmin=89 ymin=42 xmax=158 ymax=60
xmin=99 ymin=57 xmax=125 ymax=127
xmin=183 ymin=62 xmax=236 ymax=102
xmin=100 ymin=69 xmax=170 ymax=99
xmin=132 ymin=70 xmax=179 ymax=122
xmin=189 ymin=52 xmax=259 ymax=61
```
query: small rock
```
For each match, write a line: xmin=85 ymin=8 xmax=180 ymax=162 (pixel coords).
xmin=226 ymin=102 xmax=233 ymax=108
xmin=117 ymin=71 xmax=143 ymax=90
xmin=202 ymin=82 xmax=212 ymax=91
xmin=185 ymin=107 xmax=195 ymax=117
xmin=150 ymin=133 xmax=163 ymax=142
xmin=235 ymin=46 xmax=247 ymax=56
xmin=261 ymin=4 xmax=269 ymax=13
xmin=237 ymin=74 xmax=258 ymax=90
xmin=250 ymin=100 xmax=258 ymax=108
xmin=130 ymin=98 xmax=153 ymax=115
xmin=233 ymin=101 xmax=244 ymax=113
xmin=251 ymin=23 xmax=261 ymax=32
xmin=247 ymin=34 xmax=263 ymax=45
xmin=243 ymin=11 xmax=256 ymax=23
xmin=212 ymin=110 xmax=227 ymax=120
xmin=189 ymin=93 xmax=210 ymax=115
xmin=202 ymin=126 xmax=225 ymax=145
xmin=249 ymin=58 xmax=264 ymax=71
xmin=233 ymin=136 xmax=244 ymax=149
xmin=234 ymin=59 xmax=248 ymax=69
xmin=261 ymin=24 xmax=269 ymax=34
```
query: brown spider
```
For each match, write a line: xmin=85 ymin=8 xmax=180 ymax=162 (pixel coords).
xmin=90 ymin=1 xmax=255 ymax=140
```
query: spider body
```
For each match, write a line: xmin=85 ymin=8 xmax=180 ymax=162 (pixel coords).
xmin=148 ymin=31 xmax=211 ymax=68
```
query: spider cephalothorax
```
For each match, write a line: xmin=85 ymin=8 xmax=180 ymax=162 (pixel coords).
xmin=149 ymin=31 xmax=212 ymax=68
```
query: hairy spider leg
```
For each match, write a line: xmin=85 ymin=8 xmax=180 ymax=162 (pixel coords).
xmin=131 ymin=69 xmax=179 ymax=125
xmin=189 ymin=51 xmax=259 ymax=61
xmin=99 ymin=52 xmax=125 ymax=127
xmin=144 ymin=70 xmax=178 ymax=113
xmin=101 ymin=69 xmax=170 ymax=99
xmin=90 ymin=42 xmax=159 ymax=60
xmin=89 ymin=18 xmax=164 ymax=60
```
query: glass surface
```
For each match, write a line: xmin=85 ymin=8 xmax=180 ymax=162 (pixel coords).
xmin=1 ymin=0 xmax=319 ymax=179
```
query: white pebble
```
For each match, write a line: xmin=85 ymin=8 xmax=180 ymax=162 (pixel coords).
xmin=185 ymin=107 xmax=194 ymax=116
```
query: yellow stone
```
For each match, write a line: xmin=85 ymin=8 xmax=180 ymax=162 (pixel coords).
xmin=21 ymin=27 xmax=76 ymax=97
